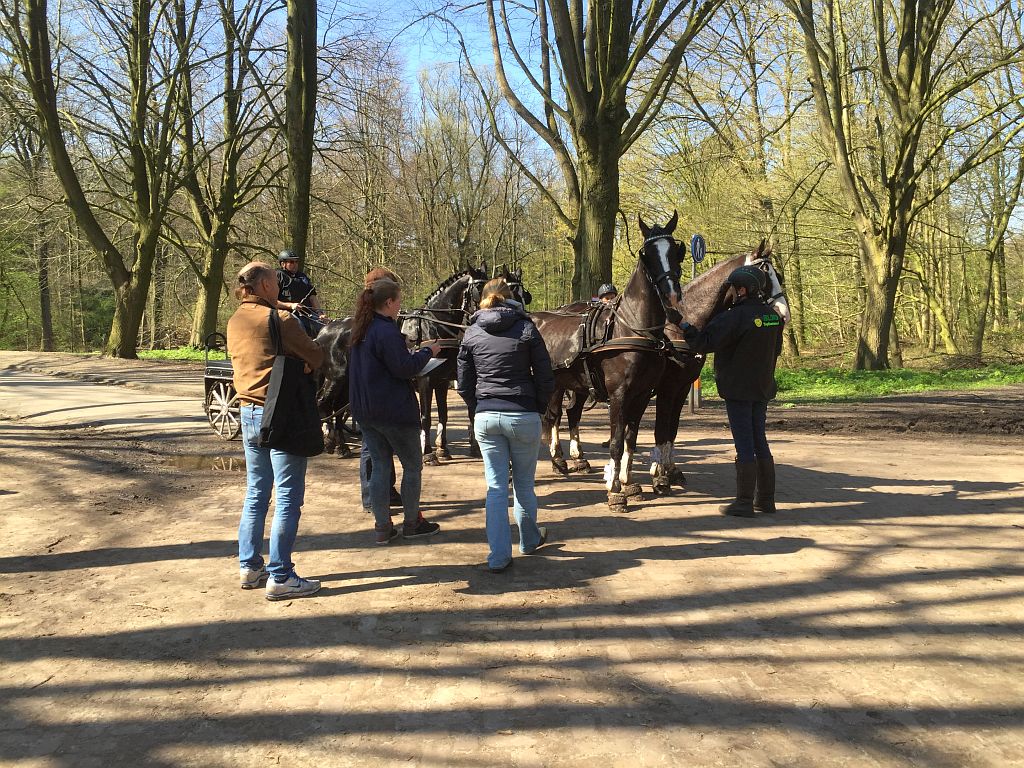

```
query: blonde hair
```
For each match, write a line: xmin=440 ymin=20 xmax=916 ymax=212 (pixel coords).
xmin=234 ymin=262 xmax=276 ymax=299
xmin=479 ymin=278 xmax=512 ymax=309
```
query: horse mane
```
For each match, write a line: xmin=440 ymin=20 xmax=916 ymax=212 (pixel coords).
xmin=678 ymin=252 xmax=748 ymax=326
xmin=421 ymin=268 xmax=481 ymax=307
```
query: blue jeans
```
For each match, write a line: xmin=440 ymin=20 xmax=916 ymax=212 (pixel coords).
xmin=360 ymin=421 xmax=422 ymax=529
xmin=359 ymin=437 xmax=396 ymax=509
xmin=473 ymin=411 xmax=544 ymax=569
xmin=239 ymin=405 xmax=308 ymax=583
xmin=725 ymin=399 xmax=771 ymax=463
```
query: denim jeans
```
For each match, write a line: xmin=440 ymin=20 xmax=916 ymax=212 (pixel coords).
xmin=724 ymin=399 xmax=771 ymax=463
xmin=359 ymin=437 xmax=396 ymax=509
xmin=473 ymin=411 xmax=544 ymax=569
xmin=360 ymin=421 xmax=422 ymax=529
xmin=239 ymin=404 xmax=308 ymax=583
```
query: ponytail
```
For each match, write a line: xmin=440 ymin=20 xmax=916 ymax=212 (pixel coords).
xmin=350 ymin=278 xmax=401 ymax=345
xmin=479 ymin=278 xmax=512 ymax=309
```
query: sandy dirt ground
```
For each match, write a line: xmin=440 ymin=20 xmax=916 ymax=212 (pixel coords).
xmin=1 ymin=352 xmax=1022 ymax=767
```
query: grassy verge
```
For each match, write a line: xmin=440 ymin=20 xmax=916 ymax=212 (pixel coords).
xmin=137 ymin=347 xmax=207 ymax=362
xmin=698 ymin=364 xmax=1024 ymax=403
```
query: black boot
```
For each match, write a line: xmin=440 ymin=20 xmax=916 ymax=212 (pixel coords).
xmin=753 ymin=457 xmax=777 ymax=514
xmin=720 ymin=461 xmax=756 ymax=517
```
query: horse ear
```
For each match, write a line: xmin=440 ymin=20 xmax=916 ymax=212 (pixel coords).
xmin=638 ymin=214 xmax=650 ymax=238
xmin=514 ymin=267 xmax=522 ymax=280
xmin=666 ymin=210 xmax=678 ymax=234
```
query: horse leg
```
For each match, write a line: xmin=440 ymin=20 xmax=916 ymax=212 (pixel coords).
xmin=419 ymin=379 xmax=439 ymax=466
xmin=434 ymin=382 xmax=452 ymax=461
xmin=544 ymin=390 xmax=569 ymax=475
xmin=335 ymin=412 xmax=353 ymax=458
xmin=467 ymin=403 xmax=481 ymax=458
xmin=566 ymin=396 xmax=591 ymax=473
xmin=604 ymin=399 xmax=629 ymax=512
xmin=651 ymin=380 xmax=685 ymax=494
xmin=621 ymin=410 xmax=645 ymax=501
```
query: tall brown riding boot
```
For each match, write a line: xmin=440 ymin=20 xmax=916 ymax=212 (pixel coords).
xmin=753 ymin=457 xmax=777 ymax=514
xmin=720 ymin=461 xmax=756 ymax=517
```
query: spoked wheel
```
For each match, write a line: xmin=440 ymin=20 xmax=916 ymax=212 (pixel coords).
xmin=206 ymin=381 xmax=242 ymax=440
xmin=338 ymin=405 xmax=361 ymax=437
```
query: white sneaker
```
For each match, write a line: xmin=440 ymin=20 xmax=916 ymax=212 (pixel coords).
xmin=240 ymin=566 xmax=268 ymax=590
xmin=265 ymin=575 xmax=321 ymax=601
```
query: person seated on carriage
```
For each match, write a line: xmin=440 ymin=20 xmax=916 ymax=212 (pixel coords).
xmin=595 ymin=283 xmax=618 ymax=303
xmin=670 ymin=265 xmax=783 ymax=518
xmin=349 ymin=276 xmax=443 ymax=545
xmin=276 ymin=249 xmax=326 ymax=337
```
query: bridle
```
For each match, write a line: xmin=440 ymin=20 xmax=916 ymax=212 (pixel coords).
xmin=639 ymin=233 xmax=683 ymax=310
xmin=748 ymin=257 xmax=788 ymax=305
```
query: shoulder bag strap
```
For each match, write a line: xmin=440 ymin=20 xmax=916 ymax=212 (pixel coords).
xmin=267 ymin=308 xmax=284 ymax=356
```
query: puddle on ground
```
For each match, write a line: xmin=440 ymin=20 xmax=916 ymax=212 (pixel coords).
xmin=165 ymin=455 xmax=246 ymax=472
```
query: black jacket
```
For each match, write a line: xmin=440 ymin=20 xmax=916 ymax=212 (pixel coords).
xmin=457 ymin=302 xmax=555 ymax=414
xmin=682 ymin=297 xmax=783 ymax=401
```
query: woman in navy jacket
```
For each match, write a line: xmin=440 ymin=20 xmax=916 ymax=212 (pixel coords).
xmin=457 ymin=278 xmax=555 ymax=572
xmin=349 ymin=278 xmax=442 ymax=544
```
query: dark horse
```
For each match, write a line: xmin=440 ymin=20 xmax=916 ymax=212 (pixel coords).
xmin=533 ymin=213 xmax=684 ymax=512
xmin=400 ymin=267 xmax=488 ymax=465
xmin=316 ymin=317 xmax=356 ymax=457
xmin=648 ymin=240 xmax=790 ymax=494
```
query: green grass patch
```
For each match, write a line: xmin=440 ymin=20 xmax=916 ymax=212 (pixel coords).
xmin=697 ymin=364 xmax=1024 ymax=403
xmin=137 ymin=347 xmax=207 ymax=362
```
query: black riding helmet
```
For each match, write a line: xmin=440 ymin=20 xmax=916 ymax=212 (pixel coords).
xmin=726 ymin=265 xmax=767 ymax=297
xmin=597 ymin=283 xmax=617 ymax=299
xmin=278 ymin=249 xmax=298 ymax=263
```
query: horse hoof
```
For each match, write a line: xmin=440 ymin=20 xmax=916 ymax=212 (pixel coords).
xmin=423 ymin=454 xmax=440 ymax=467
xmin=337 ymin=447 xmax=353 ymax=459
xmin=652 ymin=481 xmax=673 ymax=496
xmin=436 ymin=449 xmax=453 ymax=461
xmin=608 ymin=492 xmax=629 ymax=513
xmin=622 ymin=483 xmax=645 ymax=500
xmin=668 ymin=468 xmax=687 ymax=487
xmin=570 ymin=459 xmax=592 ymax=474
xmin=552 ymin=458 xmax=570 ymax=475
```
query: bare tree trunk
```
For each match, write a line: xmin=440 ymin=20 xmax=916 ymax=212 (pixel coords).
xmin=285 ymin=0 xmax=317 ymax=265
xmin=36 ymin=228 xmax=53 ymax=351
xmin=572 ymin=141 xmax=621 ymax=298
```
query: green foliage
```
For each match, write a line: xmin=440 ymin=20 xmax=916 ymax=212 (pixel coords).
xmin=698 ymin=365 xmax=1024 ymax=402
xmin=137 ymin=347 xmax=208 ymax=361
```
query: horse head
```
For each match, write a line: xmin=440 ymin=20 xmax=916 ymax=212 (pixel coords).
xmin=743 ymin=239 xmax=791 ymax=323
xmin=638 ymin=211 xmax=684 ymax=307
xmin=499 ymin=264 xmax=532 ymax=306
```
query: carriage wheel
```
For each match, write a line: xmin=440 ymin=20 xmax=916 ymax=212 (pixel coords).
xmin=338 ymin=405 xmax=361 ymax=437
xmin=206 ymin=381 xmax=242 ymax=440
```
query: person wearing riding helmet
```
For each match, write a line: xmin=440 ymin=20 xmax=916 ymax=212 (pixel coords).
xmin=457 ymin=278 xmax=555 ymax=572
xmin=277 ymin=249 xmax=326 ymax=335
xmin=671 ymin=265 xmax=783 ymax=517
xmin=596 ymin=283 xmax=618 ymax=303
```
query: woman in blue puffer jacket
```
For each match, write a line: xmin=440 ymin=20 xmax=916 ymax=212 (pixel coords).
xmin=457 ymin=278 xmax=555 ymax=573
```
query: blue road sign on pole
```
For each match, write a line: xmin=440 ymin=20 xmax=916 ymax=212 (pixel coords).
xmin=690 ymin=234 xmax=707 ymax=264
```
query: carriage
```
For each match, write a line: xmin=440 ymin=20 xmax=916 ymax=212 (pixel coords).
xmin=202 ymin=332 xmax=241 ymax=441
